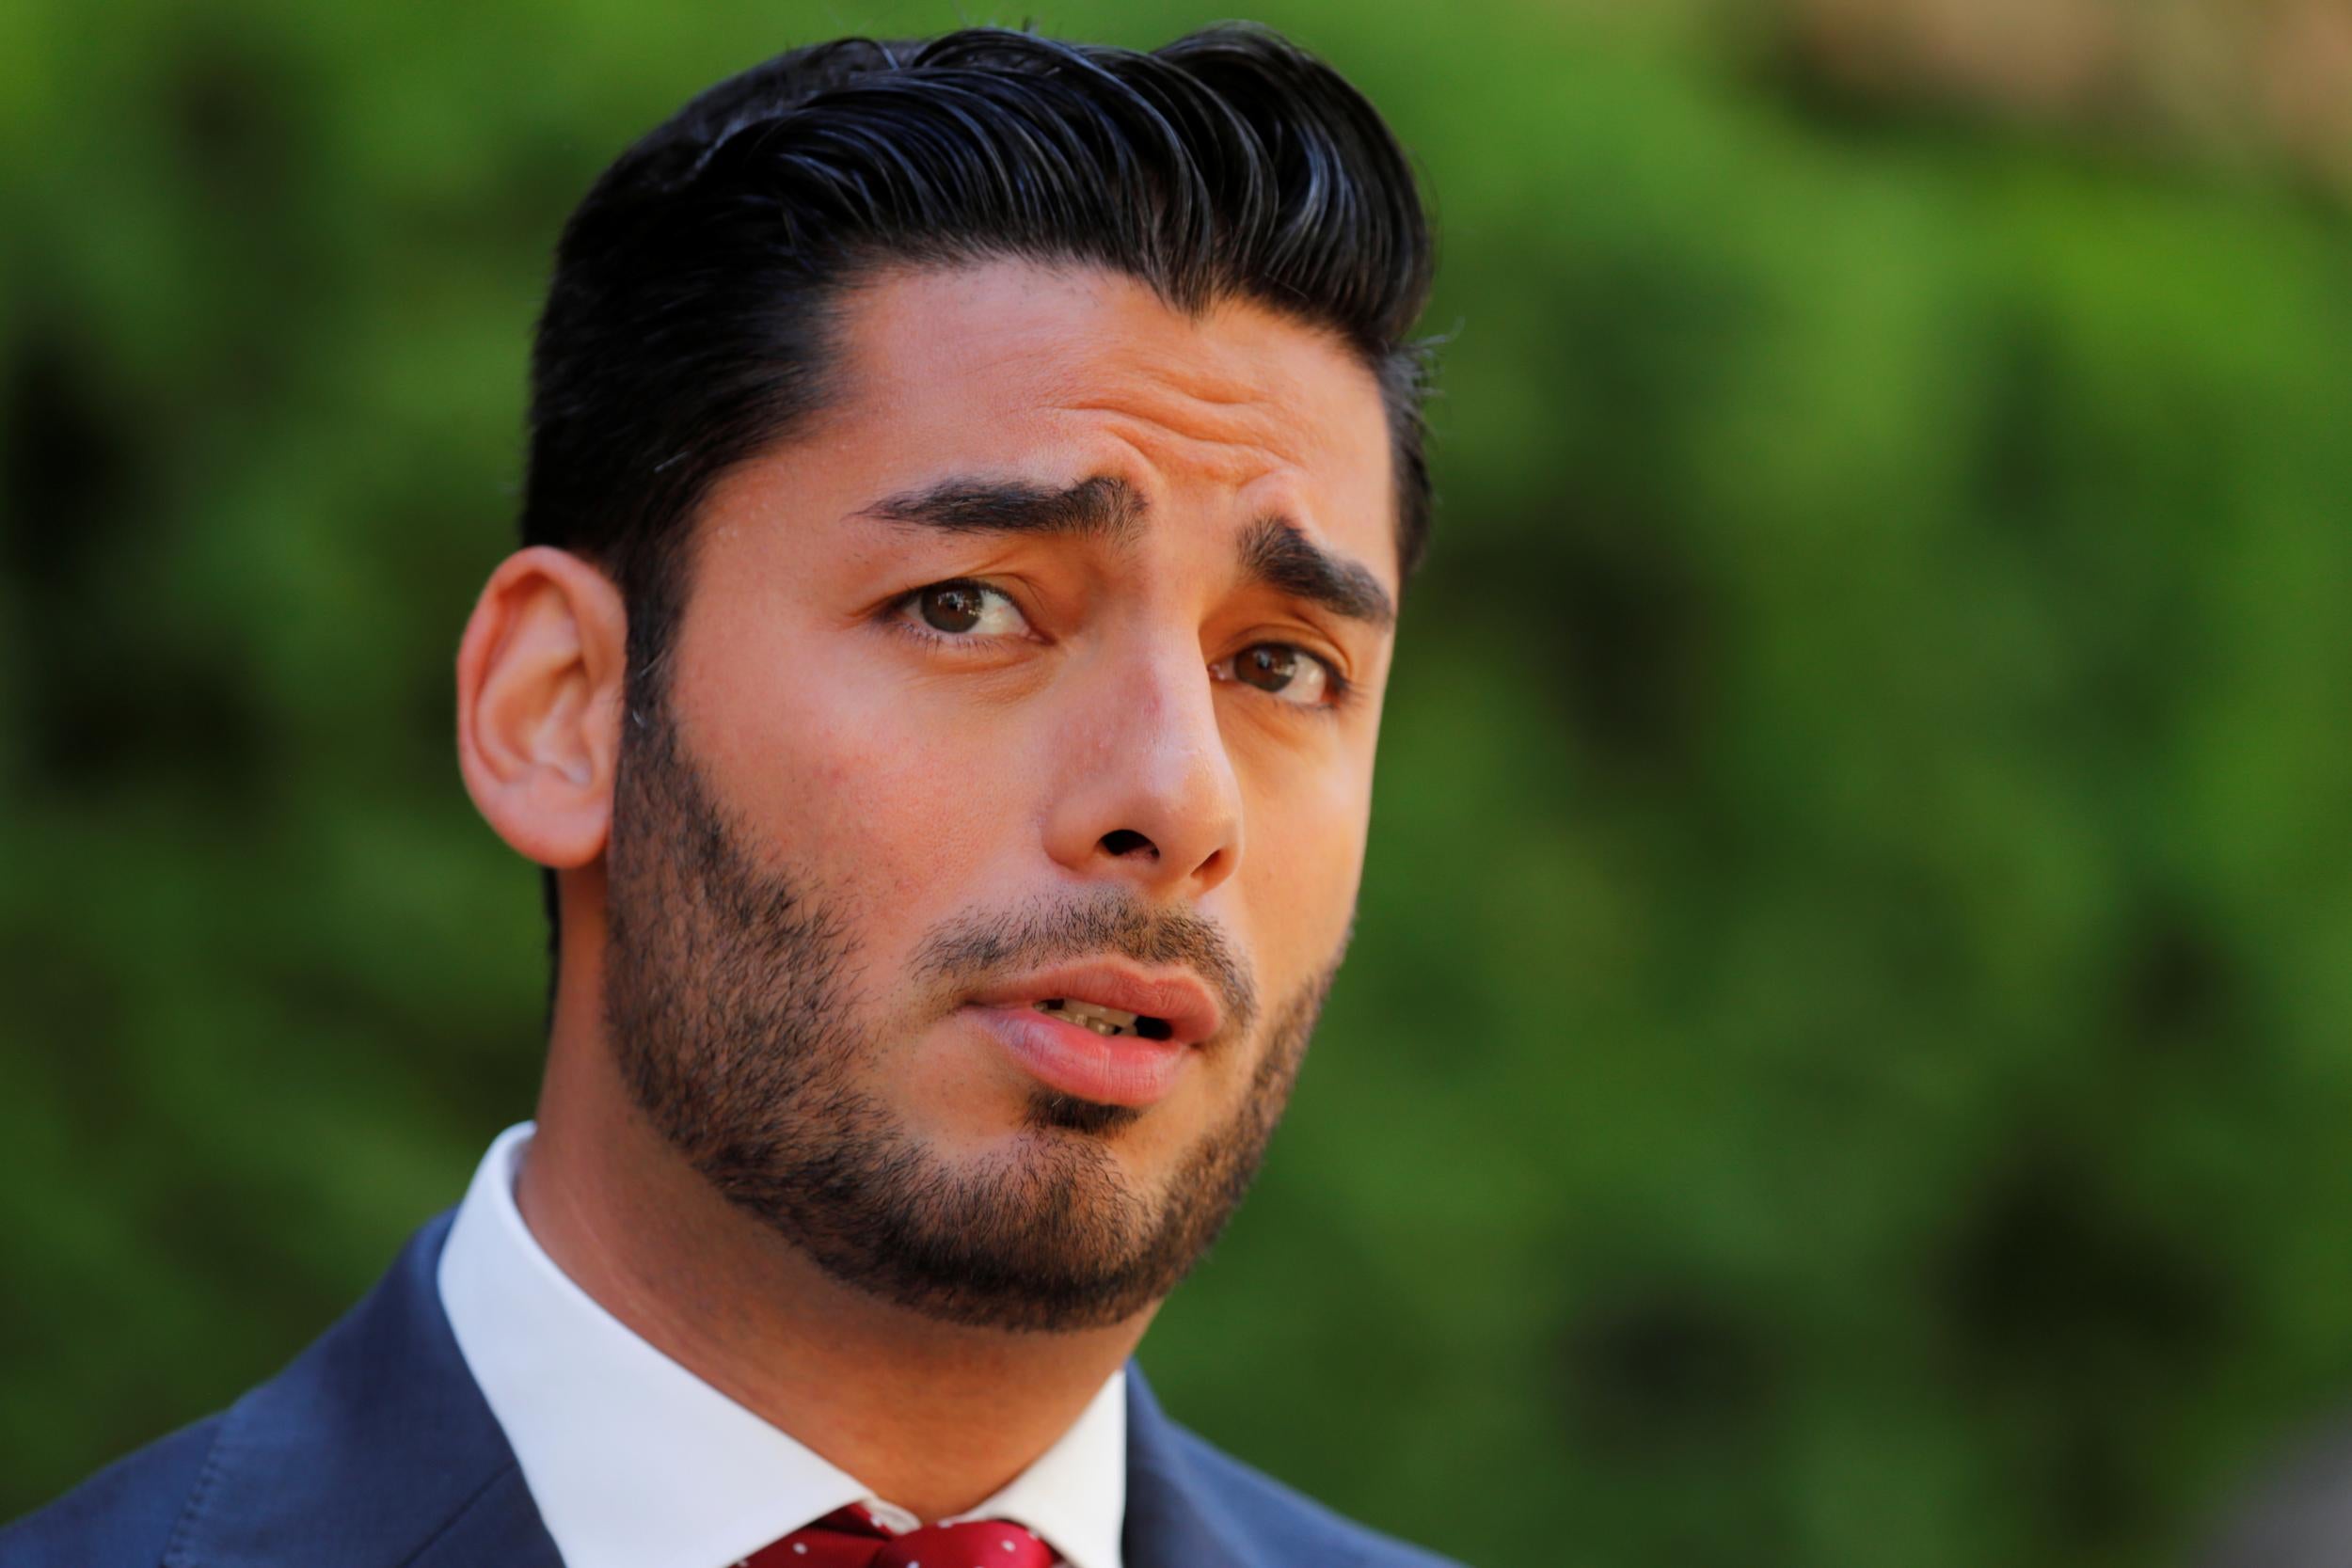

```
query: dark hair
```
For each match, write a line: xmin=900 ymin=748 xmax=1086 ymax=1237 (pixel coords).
xmin=516 ymin=24 xmax=1438 ymax=982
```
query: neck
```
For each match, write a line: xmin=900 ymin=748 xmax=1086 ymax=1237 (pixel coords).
xmin=516 ymin=893 xmax=1152 ymax=1523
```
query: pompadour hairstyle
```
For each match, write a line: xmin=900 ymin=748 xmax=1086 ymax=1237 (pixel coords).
xmin=516 ymin=24 xmax=1438 ymax=976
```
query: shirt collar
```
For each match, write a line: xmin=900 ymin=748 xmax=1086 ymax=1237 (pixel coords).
xmin=437 ymin=1122 xmax=1126 ymax=1568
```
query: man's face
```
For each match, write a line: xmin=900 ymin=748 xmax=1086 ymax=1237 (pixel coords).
xmin=599 ymin=258 xmax=1401 ymax=1331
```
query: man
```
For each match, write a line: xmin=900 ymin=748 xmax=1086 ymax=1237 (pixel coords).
xmin=5 ymin=24 xmax=1451 ymax=1568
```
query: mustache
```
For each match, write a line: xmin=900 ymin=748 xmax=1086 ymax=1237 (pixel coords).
xmin=911 ymin=891 xmax=1260 ymax=1039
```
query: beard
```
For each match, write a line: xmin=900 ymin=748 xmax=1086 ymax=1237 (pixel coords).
xmin=598 ymin=679 xmax=1342 ymax=1332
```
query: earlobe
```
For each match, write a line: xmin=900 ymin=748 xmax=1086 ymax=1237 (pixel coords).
xmin=454 ymin=546 xmax=628 ymax=870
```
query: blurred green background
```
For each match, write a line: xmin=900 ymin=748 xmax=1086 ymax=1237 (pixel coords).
xmin=8 ymin=1 xmax=2352 ymax=1564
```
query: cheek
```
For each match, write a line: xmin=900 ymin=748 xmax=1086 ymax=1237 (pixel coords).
xmin=675 ymin=619 xmax=1032 ymax=939
xmin=1234 ymin=747 xmax=1372 ymax=978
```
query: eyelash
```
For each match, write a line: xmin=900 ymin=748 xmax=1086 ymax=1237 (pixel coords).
xmin=882 ymin=578 xmax=1356 ymax=715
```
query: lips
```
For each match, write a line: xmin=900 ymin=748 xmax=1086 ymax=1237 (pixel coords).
xmin=961 ymin=962 xmax=1223 ymax=1107
xmin=966 ymin=964 xmax=1221 ymax=1048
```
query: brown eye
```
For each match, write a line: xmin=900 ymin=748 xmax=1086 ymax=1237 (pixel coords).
xmin=901 ymin=579 xmax=1027 ymax=639
xmin=1212 ymin=642 xmax=1336 ymax=708
xmin=1237 ymin=644 xmax=1299 ymax=691
xmin=918 ymin=583 xmax=984 ymax=633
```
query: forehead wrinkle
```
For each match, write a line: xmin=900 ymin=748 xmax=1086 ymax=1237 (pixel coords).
xmin=1058 ymin=371 xmax=1298 ymax=434
xmin=1051 ymin=346 xmax=1325 ymax=460
xmin=1057 ymin=402 xmax=1312 ymax=495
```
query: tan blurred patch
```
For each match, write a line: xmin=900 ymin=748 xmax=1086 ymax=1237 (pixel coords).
xmin=1748 ymin=0 xmax=2352 ymax=189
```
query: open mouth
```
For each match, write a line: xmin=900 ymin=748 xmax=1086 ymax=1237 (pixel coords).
xmin=1032 ymin=998 xmax=1175 ymax=1041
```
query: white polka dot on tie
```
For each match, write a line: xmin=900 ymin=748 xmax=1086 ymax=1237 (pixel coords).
xmin=792 ymin=1547 xmax=807 ymax=1556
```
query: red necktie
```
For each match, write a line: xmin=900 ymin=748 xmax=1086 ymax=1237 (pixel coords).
xmin=744 ymin=1503 xmax=1059 ymax=1568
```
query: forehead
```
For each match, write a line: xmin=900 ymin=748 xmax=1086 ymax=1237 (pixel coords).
xmin=818 ymin=258 xmax=1400 ymax=584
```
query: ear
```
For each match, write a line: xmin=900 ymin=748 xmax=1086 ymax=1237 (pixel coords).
xmin=454 ymin=546 xmax=629 ymax=871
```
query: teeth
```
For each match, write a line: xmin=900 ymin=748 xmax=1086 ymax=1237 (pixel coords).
xmin=1033 ymin=997 xmax=1144 ymax=1037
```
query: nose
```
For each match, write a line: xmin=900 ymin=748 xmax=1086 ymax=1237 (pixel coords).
xmin=1041 ymin=640 xmax=1243 ymax=900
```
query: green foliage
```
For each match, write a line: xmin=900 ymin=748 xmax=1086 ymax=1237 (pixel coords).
xmin=7 ymin=5 xmax=2351 ymax=1565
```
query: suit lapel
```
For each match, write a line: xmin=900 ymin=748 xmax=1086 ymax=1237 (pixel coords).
xmin=1120 ymin=1365 xmax=1260 ymax=1568
xmin=403 ymin=1466 xmax=566 ymax=1568
xmin=165 ymin=1211 xmax=563 ymax=1568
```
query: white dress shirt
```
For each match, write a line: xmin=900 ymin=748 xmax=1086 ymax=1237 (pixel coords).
xmin=437 ymin=1122 xmax=1126 ymax=1568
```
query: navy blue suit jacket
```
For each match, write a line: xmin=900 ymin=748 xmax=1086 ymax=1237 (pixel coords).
xmin=2 ymin=1212 xmax=1459 ymax=1568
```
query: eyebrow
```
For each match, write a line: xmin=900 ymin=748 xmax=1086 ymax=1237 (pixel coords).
xmin=858 ymin=474 xmax=1147 ymax=546
xmin=1236 ymin=515 xmax=1396 ymax=629
xmin=856 ymin=473 xmax=1396 ymax=629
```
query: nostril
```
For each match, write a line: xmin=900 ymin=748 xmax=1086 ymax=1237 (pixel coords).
xmin=1100 ymin=829 xmax=1158 ymax=861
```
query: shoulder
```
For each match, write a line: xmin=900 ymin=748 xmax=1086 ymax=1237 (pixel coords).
xmin=1141 ymin=1403 xmax=1466 ymax=1568
xmin=2197 ymin=1411 xmax=2352 ymax=1568
xmin=2 ymin=1210 xmax=535 ymax=1568
xmin=0 ymin=1414 xmax=223 ymax=1568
